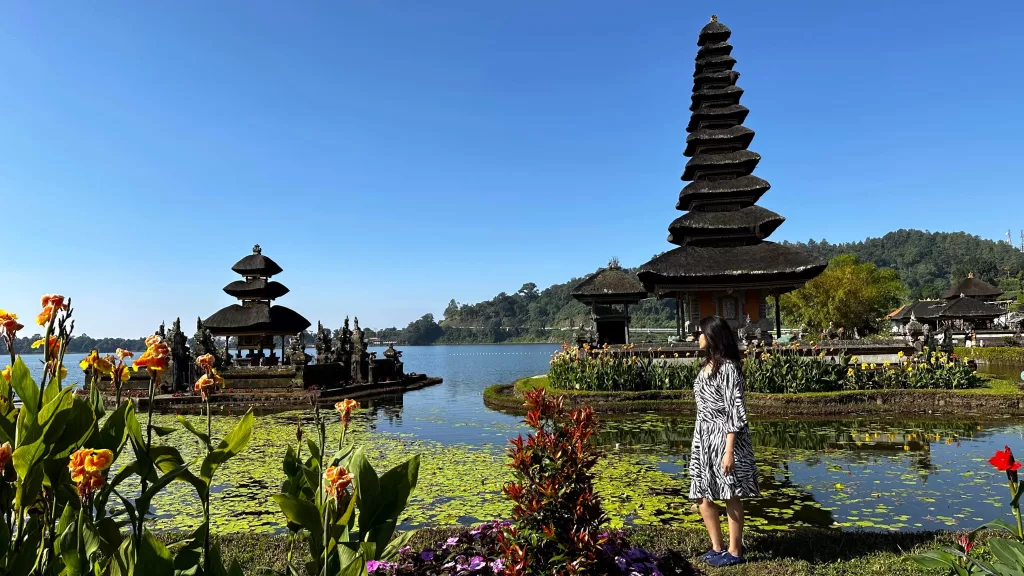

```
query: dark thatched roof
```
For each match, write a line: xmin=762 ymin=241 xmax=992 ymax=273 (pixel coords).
xmin=698 ymin=16 xmax=731 ymax=46
xmin=697 ymin=41 xmax=732 ymax=58
xmin=223 ymin=278 xmax=290 ymax=300
xmin=693 ymin=70 xmax=738 ymax=90
xmin=939 ymin=297 xmax=1005 ymax=319
xmin=942 ymin=275 xmax=1002 ymax=300
xmin=571 ymin=264 xmax=648 ymax=303
xmin=682 ymin=149 xmax=759 ymax=180
xmin=690 ymin=85 xmax=744 ymax=112
xmin=684 ymin=125 xmax=753 ymax=156
xmin=889 ymin=300 xmax=949 ymax=321
xmin=232 ymin=245 xmax=283 ymax=277
xmin=694 ymin=54 xmax=736 ymax=75
xmin=638 ymin=242 xmax=827 ymax=292
xmin=686 ymin=104 xmax=749 ymax=133
xmin=676 ymin=175 xmax=770 ymax=211
xmin=667 ymin=206 xmax=784 ymax=247
xmin=204 ymin=303 xmax=311 ymax=335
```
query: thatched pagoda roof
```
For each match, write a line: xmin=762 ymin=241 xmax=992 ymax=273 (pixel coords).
xmin=638 ymin=243 xmax=826 ymax=293
xmin=572 ymin=262 xmax=649 ymax=303
xmin=232 ymin=245 xmax=283 ymax=277
xmin=204 ymin=303 xmax=311 ymax=336
xmin=223 ymin=278 xmax=290 ymax=300
xmin=938 ymin=296 xmax=1004 ymax=319
xmin=667 ymin=205 xmax=784 ymax=247
xmin=942 ymin=274 xmax=1002 ymax=300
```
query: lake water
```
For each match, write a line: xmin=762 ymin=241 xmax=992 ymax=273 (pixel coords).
xmin=12 ymin=345 xmax=1024 ymax=534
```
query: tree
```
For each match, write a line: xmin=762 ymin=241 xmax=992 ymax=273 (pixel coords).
xmin=443 ymin=299 xmax=460 ymax=322
xmin=517 ymin=282 xmax=539 ymax=300
xmin=403 ymin=314 xmax=443 ymax=346
xmin=781 ymin=254 xmax=907 ymax=333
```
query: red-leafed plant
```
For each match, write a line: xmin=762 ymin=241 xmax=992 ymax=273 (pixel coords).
xmin=500 ymin=388 xmax=608 ymax=575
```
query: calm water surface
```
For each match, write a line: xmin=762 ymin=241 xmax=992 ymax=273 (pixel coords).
xmin=16 ymin=346 xmax=1024 ymax=533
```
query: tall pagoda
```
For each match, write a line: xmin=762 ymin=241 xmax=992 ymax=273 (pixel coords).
xmin=204 ymin=245 xmax=311 ymax=362
xmin=637 ymin=16 xmax=826 ymax=338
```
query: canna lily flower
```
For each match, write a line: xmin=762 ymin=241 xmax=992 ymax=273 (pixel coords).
xmin=116 ymin=348 xmax=133 ymax=359
xmin=335 ymin=399 xmax=360 ymax=429
xmin=989 ymin=446 xmax=1022 ymax=477
xmin=1 ymin=365 xmax=10 ymax=384
xmin=31 ymin=336 xmax=61 ymax=357
xmin=134 ymin=335 xmax=170 ymax=373
xmin=80 ymin=350 xmax=114 ymax=375
xmin=196 ymin=353 xmax=216 ymax=371
xmin=0 ymin=310 xmax=24 ymax=336
xmin=40 ymin=294 xmax=68 ymax=311
xmin=194 ymin=374 xmax=219 ymax=399
xmin=850 ymin=356 xmax=859 ymax=364
xmin=84 ymin=448 xmax=114 ymax=472
xmin=68 ymin=448 xmax=113 ymax=498
xmin=898 ymin=351 xmax=905 ymax=358
xmin=847 ymin=368 xmax=855 ymax=377
xmin=324 ymin=465 xmax=354 ymax=500
xmin=861 ymin=363 xmax=868 ymax=370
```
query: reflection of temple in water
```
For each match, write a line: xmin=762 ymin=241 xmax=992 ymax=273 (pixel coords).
xmin=358 ymin=394 xmax=406 ymax=431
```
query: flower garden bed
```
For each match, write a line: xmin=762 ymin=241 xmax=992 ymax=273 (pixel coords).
xmin=483 ymin=375 xmax=1024 ymax=417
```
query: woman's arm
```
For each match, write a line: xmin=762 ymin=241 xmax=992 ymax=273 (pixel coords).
xmin=721 ymin=362 xmax=747 ymax=475
xmin=723 ymin=432 xmax=736 ymax=475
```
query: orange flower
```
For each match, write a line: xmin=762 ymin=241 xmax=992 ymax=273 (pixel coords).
xmin=324 ymin=466 xmax=354 ymax=499
xmin=194 ymin=371 xmax=223 ymax=398
xmin=68 ymin=449 xmax=89 ymax=483
xmin=196 ymin=353 xmax=216 ymax=371
xmin=0 ymin=310 xmax=24 ymax=335
xmin=40 ymin=294 xmax=68 ymax=311
xmin=116 ymin=348 xmax=133 ymax=359
xmin=84 ymin=448 xmax=113 ymax=473
xmin=1 ymin=365 xmax=10 ymax=384
xmin=335 ymin=399 xmax=359 ymax=428
xmin=31 ymin=336 xmax=61 ymax=356
xmin=0 ymin=441 xmax=11 ymax=474
xmin=80 ymin=350 xmax=114 ymax=375
xmin=134 ymin=335 xmax=170 ymax=373
xmin=36 ymin=305 xmax=54 ymax=326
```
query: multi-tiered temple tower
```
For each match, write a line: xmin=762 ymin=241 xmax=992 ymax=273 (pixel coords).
xmin=205 ymin=245 xmax=311 ymax=362
xmin=638 ymin=16 xmax=826 ymax=338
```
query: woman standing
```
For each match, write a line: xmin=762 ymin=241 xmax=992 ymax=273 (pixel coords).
xmin=689 ymin=315 xmax=759 ymax=567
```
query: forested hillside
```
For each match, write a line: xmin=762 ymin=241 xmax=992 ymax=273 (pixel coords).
xmin=393 ymin=229 xmax=1024 ymax=344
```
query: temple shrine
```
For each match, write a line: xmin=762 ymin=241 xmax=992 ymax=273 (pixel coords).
xmin=889 ymin=273 xmax=1007 ymax=332
xmin=204 ymin=245 xmax=312 ymax=365
xmin=636 ymin=16 xmax=826 ymax=340
xmin=571 ymin=260 xmax=649 ymax=345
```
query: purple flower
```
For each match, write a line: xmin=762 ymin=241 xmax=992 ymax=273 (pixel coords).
xmin=491 ymin=558 xmax=505 ymax=573
xmin=366 ymin=560 xmax=381 ymax=573
xmin=468 ymin=556 xmax=486 ymax=571
xmin=420 ymin=549 xmax=435 ymax=562
xmin=445 ymin=536 xmax=460 ymax=548
xmin=399 ymin=546 xmax=411 ymax=554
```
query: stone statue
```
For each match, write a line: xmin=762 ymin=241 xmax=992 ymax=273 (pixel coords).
xmin=158 ymin=321 xmax=166 ymax=339
xmin=822 ymin=322 xmax=838 ymax=341
xmin=350 ymin=317 xmax=367 ymax=383
xmin=192 ymin=317 xmax=224 ymax=370
xmin=168 ymin=317 xmax=190 ymax=393
xmin=738 ymin=315 xmax=757 ymax=346
xmin=314 ymin=321 xmax=334 ymax=364
xmin=853 ymin=327 xmax=861 ymax=340
xmin=384 ymin=343 xmax=404 ymax=378
xmin=287 ymin=332 xmax=310 ymax=366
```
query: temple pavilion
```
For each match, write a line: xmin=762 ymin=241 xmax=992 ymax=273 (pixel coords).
xmin=204 ymin=245 xmax=311 ymax=364
xmin=637 ymin=16 xmax=826 ymax=339
xmin=889 ymin=273 xmax=1006 ymax=331
xmin=571 ymin=260 xmax=649 ymax=345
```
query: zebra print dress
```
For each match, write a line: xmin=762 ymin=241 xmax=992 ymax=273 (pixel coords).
xmin=688 ymin=360 xmax=761 ymax=501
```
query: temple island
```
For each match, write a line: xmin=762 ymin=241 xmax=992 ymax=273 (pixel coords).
xmin=94 ymin=245 xmax=441 ymax=410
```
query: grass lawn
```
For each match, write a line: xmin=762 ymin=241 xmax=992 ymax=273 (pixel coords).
xmin=207 ymin=526 xmax=950 ymax=575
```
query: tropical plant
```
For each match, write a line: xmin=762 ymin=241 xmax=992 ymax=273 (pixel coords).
xmin=273 ymin=395 xmax=420 ymax=576
xmin=0 ymin=295 xmax=254 ymax=576
xmin=500 ymin=388 xmax=608 ymax=575
xmin=913 ymin=445 xmax=1024 ymax=575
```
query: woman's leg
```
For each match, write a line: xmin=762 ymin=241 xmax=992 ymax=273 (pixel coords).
xmin=724 ymin=497 xmax=744 ymax=556
xmin=697 ymin=498 xmax=725 ymax=552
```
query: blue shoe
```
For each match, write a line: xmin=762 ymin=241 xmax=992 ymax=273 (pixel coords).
xmin=708 ymin=552 xmax=746 ymax=567
xmin=702 ymin=549 xmax=725 ymax=562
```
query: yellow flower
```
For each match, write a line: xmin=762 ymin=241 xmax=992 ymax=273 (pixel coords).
xmin=904 ymin=445 xmax=910 ymax=451
xmin=883 ymin=361 xmax=891 ymax=368
xmin=0 ymin=310 xmax=24 ymax=335
xmin=84 ymin=449 xmax=113 ymax=472
xmin=1 ymin=365 xmax=10 ymax=384
xmin=80 ymin=350 xmax=114 ymax=375
xmin=898 ymin=351 xmax=905 ymax=358
xmin=847 ymin=368 xmax=855 ymax=377
xmin=850 ymin=356 xmax=859 ymax=364
xmin=861 ymin=363 xmax=868 ymax=370
xmin=31 ymin=336 xmax=61 ymax=356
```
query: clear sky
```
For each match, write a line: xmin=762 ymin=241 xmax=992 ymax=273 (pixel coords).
xmin=2 ymin=1 xmax=1022 ymax=337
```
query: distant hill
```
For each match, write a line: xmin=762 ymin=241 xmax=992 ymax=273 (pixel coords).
xmin=393 ymin=229 xmax=1024 ymax=345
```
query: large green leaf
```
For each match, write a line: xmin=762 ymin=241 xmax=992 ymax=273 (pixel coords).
xmin=137 ymin=463 xmax=194 ymax=519
xmin=349 ymin=449 xmax=379 ymax=532
xmin=9 ymin=358 xmax=38 ymax=417
xmin=172 ymin=524 xmax=206 ymax=576
xmin=365 ymin=455 xmax=419 ymax=557
xmin=989 ymin=538 xmax=1024 ymax=571
xmin=94 ymin=401 xmax=131 ymax=455
xmin=272 ymin=493 xmax=322 ymax=537
xmin=138 ymin=529 xmax=175 ymax=576
xmin=176 ymin=415 xmax=211 ymax=450
xmin=200 ymin=410 xmax=254 ymax=484
xmin=42 ymin=374 xmax=61 ymax=406
xmin=47 ymin=397 xmax=96 ymax=460
xmin=59 ymin=517 xmax=85 ymax=576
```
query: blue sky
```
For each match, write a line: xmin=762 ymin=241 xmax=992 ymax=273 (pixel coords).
xmin=1 ymin=1 xmax=1022 ymax=337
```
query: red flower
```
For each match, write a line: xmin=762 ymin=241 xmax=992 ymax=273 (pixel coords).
xmin=989 ymin=446 xmax=1022 ymax=473
xmin=956 ymin=533 xmax=974 ymax=553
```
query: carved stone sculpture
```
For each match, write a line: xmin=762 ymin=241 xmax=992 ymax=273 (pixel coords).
xmin=191 ymin=317 xmax=224 ymax=370
xmin=167 ymin=317 xmax=190 ymax=392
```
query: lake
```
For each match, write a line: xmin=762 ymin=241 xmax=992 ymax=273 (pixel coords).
xmin=12 ymin=345 xmax=1024 ymax=534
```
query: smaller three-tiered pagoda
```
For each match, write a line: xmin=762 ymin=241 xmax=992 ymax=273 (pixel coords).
xmin=204 ymin=245 xmax=311 ymax=362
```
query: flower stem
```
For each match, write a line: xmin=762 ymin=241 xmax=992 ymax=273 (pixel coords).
xmin=204 ymin=397 xmax=212 ymax=572
xmin=1012 ymin=479 xmax=1023 ymax=541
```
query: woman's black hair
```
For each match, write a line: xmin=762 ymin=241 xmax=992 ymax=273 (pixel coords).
xmin=699 ymin=315 xmax=741 ymax=377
